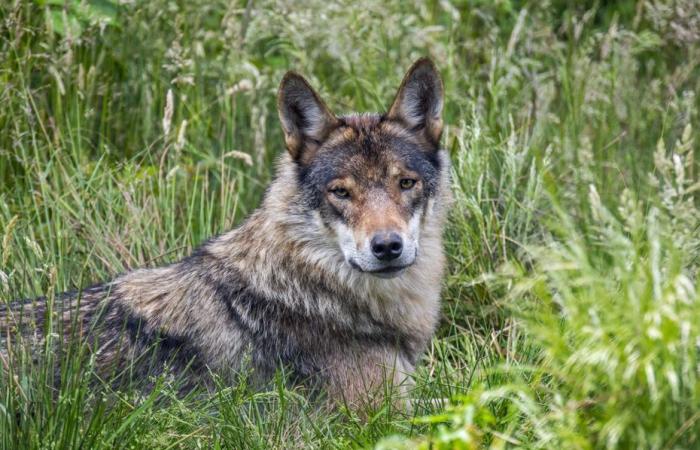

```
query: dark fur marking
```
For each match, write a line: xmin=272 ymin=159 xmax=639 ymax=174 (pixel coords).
xmin=114 ymin=303 xmax=205 ymax=374
xmin=200 ymin=262 xmax=413 ymax=381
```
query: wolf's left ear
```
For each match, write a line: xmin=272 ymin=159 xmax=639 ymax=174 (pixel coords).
xmin=387 ymin=58 xmax=444 ymax=145
xmin=278 ymin=72 xmax=339 ymax=161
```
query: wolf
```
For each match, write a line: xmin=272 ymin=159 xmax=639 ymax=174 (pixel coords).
xmin=1 ymin=58 xmax=450 ymax=407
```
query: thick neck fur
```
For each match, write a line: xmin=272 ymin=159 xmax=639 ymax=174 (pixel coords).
xmin=112 ymin=151 xmax=451 ymax=371
xmin=208 ymin=152 xmax=451 ymax=342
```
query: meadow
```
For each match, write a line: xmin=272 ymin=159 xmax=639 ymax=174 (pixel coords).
xmin=1 ymin=0 xmax=699 ymax=448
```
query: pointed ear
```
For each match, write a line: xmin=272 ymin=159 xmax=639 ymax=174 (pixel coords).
xmin=387 ymin=58 xmax=444 ymax=145
xmin=277 ymin=72 xmax=339 ymax=161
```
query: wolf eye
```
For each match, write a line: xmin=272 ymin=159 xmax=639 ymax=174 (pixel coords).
xmin=330 ymin=187 xmax=350 ymax=199
xmin=399 ymin=179 xmax=416 ymax=190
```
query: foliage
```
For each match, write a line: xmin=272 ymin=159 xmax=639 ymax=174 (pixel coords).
xmin=1 ymin=0 xmax=699 ymax=448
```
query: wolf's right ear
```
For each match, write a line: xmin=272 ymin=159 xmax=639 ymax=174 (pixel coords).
xmin=277 ymin=72 xmax=339 ymax=161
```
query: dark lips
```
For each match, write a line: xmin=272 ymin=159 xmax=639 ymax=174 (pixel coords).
xmin=369 ymin=265 xmax=409 ymax=274
xmin=348 ymin=259 xmax=412 ymax=277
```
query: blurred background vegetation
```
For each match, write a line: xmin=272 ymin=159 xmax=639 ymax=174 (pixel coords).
xmin=1 ymin=0 xmax=699 ymax=448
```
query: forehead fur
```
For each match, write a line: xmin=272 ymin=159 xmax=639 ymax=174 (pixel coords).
xmin=338 ymin=113 xmax=382 ymax=130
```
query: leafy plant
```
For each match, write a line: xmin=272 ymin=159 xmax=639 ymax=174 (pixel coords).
xmin=36 ymin=0 xmax=118 ymax=37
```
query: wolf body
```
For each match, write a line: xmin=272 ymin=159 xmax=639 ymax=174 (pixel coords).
xmin=2 ymin=59 xmax=450 ymax=406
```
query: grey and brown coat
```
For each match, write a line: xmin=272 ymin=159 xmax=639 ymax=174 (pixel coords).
xmin=1 ymin=58 xmax=451 ymax=407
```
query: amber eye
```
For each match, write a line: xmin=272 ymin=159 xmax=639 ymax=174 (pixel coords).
xmin=399 ymin=178 xmax=416 ymax=190
xmin=330 ymin=187 xmax=350 ymax=199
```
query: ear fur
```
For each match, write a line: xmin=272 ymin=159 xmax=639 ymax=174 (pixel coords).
xmin=387 ymin=58 xmax=444 ymax=145
xmin=277 ymin=72 xmax=339 ymax=161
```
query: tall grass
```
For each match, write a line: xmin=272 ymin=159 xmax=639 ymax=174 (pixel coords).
xmin=1 ymin=0 xmax=699 ymax=448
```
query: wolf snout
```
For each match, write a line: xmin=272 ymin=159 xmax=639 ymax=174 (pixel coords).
xmin=370 ymin=231 xmax=403 ymax=261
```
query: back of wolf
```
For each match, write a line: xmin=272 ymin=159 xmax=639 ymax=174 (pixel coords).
xmin=1 ymin=282 xmax=218 ymax=392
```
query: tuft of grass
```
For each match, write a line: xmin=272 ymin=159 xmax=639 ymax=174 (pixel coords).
xmin=1 ymin=0 xmax=699 ymax=448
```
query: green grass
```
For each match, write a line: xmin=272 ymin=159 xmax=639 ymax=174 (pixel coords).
xmin=1 ymin=0 xmax=700 ymax=448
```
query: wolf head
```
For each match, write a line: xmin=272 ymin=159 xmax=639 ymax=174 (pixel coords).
xmin=277 ymin=58 xmax=445 ymax=279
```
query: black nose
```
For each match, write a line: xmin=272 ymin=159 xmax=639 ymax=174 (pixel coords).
xmin=371 ymin=232 xmax=403 ymax=261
